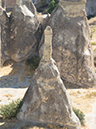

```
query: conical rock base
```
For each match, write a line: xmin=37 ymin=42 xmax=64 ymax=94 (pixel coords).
xmin=17 ymin=58 xmax=80 ymax=129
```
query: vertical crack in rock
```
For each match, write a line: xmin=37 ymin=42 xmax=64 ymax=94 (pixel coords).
xmin=17 ymin=26 xmax=81 ymax=129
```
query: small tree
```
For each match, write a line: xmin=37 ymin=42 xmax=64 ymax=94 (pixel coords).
xmin=47 ymin=0 xmax=58 ymax=14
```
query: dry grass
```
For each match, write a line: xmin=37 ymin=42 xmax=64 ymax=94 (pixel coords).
xmin=85 ymin=91 xmax=96 ymax=98
xmin=68 ymin=89 xmax=96 ymax=114
xmin=3 ymin=94 xmax=14 ymax=98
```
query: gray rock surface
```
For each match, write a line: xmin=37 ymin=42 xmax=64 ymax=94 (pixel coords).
xmin=39 ymin=0 xmax=96 ymax=88
xmin=23 ymin=0 xmax=37 ymax=14
xmin=6 ymin=0 xmax=16 ymax=11
xmin=0 ymin=6 xmax=10 ymax=67
xmin=85 ymin=0 xmax=96 ymax=17
xmin=9 ymin=3 xmax=39 ymax=62
xmin=17 ymin=26 xmax=81 ymax=129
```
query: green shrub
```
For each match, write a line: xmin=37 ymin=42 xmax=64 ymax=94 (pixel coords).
xmin=85 ymin=91 xmax=96 ymax=98
xmin=90 ymin=28 xmax=96 ymax=39
xmin=0 ymin=99 xmax=22 ymax=120
xmin=26 ymin=56 xmax=40 ymax=70
xmin=73 ymin=107 xmax=85 ymax=126
xmin=91 ymin=42 xmax=96 ymax=45
xmin=46 ymin=0 xmax=58 ymax=14
xmin=94 ymin=48 xmax=96 ymax=52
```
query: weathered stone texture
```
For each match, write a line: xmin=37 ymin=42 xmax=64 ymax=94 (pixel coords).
xmin=17 ymin=26 xmax=81 ymax=129
xmin=0 ymin=6 xmax=10 ymax=66
xmin=39 ymin=0 xmax=96 ymax=87
xmin=9 ymin=3 xmax=39 ymax=62
xmin=85 ymin=0 xmax=96 ymax=17
xmin=22 ymin=0 xmax=37 ymax=14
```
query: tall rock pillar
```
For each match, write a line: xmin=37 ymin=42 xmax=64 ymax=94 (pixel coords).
xmin=45 ymin=0 xmax=96 ymax=88
xmin=17 ymin=26 xmax=81 ymax=129
xmin=42 ymin=26 xmax=52 ymax=61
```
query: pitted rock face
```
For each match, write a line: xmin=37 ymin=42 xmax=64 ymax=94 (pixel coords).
xmin=17 ymin=26 xmax=81 ymax=129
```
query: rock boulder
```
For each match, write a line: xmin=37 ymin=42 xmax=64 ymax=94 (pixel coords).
xmin=39 ymin=0 xmax=96 ymax=88
xmin=9 ymin=3 xmax=39 ymax=62
xmin=17 ymin=26 xmax=81 ymax=129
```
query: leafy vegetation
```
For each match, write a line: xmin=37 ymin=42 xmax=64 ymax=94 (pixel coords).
xmin=94 ymin=48 xmax=96 ymax=52
xmin=90 ymin=28 xmax=96 ymax=39
xmin=0 ymin=99 xmax=22 ymax=120
xmin=73 ymin=107 xmax=85 ymax=125
xmin=91 ymin=42 xmax=96 ymax=45
xmin=46 ymin=0 xmax=58 ymax=14
xmin=26 ymin=56 xmax=41 ymax=71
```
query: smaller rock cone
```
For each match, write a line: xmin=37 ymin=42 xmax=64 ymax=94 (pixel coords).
xmin=17 ymin=26 xmax=81 ymax=129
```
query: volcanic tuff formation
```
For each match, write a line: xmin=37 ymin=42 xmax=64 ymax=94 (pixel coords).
xmin=85 ymin=0 xmax=96 ymax=17
xmin=0 ymin=0 xmax=41 ymax=66
xmin=9 ymin=1 xmax=39 ymax=62
xmin=39 ymin=0 xmax=96 ymax=88
xmin=17 ymin=26 xmax=81 ymax=129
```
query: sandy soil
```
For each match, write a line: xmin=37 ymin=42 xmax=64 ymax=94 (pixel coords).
xmin=0 ymin=87 xmax=96 ymax=128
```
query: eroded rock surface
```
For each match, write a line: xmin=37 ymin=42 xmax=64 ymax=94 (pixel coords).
xmin=9 ymin=2 xmax=39 ymax=62
xmin=39 ymin=0 xmax=96 ymax=88
xmin=17 ymin=26 xmax=80 ymax=129
xmin=0 ymin=6 xmax=10 ymax=67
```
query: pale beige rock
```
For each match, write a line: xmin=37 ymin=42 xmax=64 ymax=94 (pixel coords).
xmin=17 ymin=26 xmax=81 ymax=129
xmin=42 ymin=26 xmax=52 ymax=61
